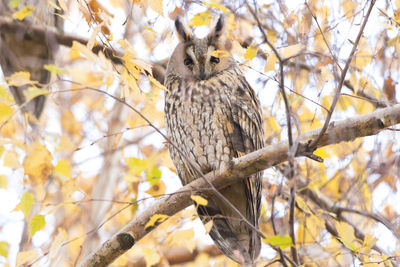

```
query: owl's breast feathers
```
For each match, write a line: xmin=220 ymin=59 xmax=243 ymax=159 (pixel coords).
xmin=164 ymin=66 xmax=264 ymax=265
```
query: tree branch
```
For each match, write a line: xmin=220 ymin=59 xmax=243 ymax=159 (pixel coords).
xmin=78 ymin=104 xmax=400 ymax=267
xmin=0 ymin=16 xmax=123 ymax=64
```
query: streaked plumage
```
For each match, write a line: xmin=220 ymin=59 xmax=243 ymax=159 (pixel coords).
xmin=164 ymin=16 xmax=265 ymax=265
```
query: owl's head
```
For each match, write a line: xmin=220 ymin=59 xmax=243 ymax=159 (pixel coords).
xmin=166 ymin=16 xmax=235 ymax=81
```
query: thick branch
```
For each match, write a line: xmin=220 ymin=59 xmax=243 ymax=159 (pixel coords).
xmin=0 ymin=16 xmax=123 ymax=64
xmin=78 ymin=104 xmax=400 ymax=267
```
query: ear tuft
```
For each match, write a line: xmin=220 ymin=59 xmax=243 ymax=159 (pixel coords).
xmin=175 ymin=18 xmax=192 ymax=42
xmin=208 ymin=15 xmax=225 ymax=41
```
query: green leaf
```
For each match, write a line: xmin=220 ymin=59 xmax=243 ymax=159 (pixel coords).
xmin=146 ymin=167 xmax=162 ymax=185
xmin=130 ymin=197 xmax=138 ymax=216
xmin=0 ymin=241 xmax=9 ymax=258
xmin=23 ymin=88 xmax=49 ymax=102
xmin=125 ymin=157 xmax=147 ymax=176
xmin=9 ymin=0 xmax=20 ymax=8
xmin=264 ymin=235 xmax=293 ymax=249
xmin=44 ymin=64 xmax=67 ymax=75
xmin=29 ymin=214 xmax=45 ymax=238
xmin=15 ymin=192 xmax=34 ymax=220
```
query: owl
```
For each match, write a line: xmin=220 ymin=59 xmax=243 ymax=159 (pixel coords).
xmin=164 ymin=16 xmax=265 ymax=265
xmin=0 ymin=0 xmax=62 ymax=118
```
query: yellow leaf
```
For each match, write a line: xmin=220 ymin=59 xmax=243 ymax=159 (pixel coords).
xmin=0 ymin=103 xmax=14 ymax=125
xmin=314 ymin=147 xmax=329 ymax=160
xmin=295 ymin=196 xmax=312 ymax=214
xmin=354 ymin=49 xmax=372 ymax=69
xmin=16 ymin=250 xmax=38 ymax=267
xmin=361 ymin=183 xmax=372 ymax=212
xmin=70 ymin=41 xmax=97 ymax=62
xmin=23 ymin=87 xmax=49 ymax=102
xmin=142 ymin=247 xmax=160 ymax=267
xmin=149 ymin=0 xmax=164 ymax=17
xmin=362 ymin=234 xmax=377 ymax=254
xmin=191 ymin=195 xmax=208 ymax=206
xmin=61 ymin=110 xmax=82 ymax=135
xmin=336 ymin=221 xmax=358 ymax=251
xmin=342 ymin=0 xmax=358 ymax=21
xmin=144 ymin=214 xmax=169 ymax=229
xmin=148 ymin=75 xmax=167 ymax=91
xmin=264 ymin=53 xmax=277 ymax=72
xmin=15 ymin=192 xmax=34 ymax=220
xmin=23 ymin=142 xmax=53 ymax=184
xmin=29 ymin=214 xmax=45 ymax=238
xmin=230 ymin=40 xmax=245 ymax=57
xmin=58 ymin=0 xmax=68 ymax=12
xmin=6 ymin=72 xmax=37 ymax=87
xmin=49 ymin=228 xmax=67 ymax=260
xmin=0 ymin=84 xmax=14 ymax=103
xmin=132 ymin=59 xmax=153 ymax=75
xmin=54 ymin=159 xmax=71 ymax=180
xmin=202 ymin=0 xmax=228 ymax=13
xmin=189 ymin=11 xmax=212 ymax=26
xmin=338 ymin=95 xmax=353 ymax=111
xmin=244 ymin=43 xmax=259 ymax=60
xmin=9 ymin=0 xmax=20 ymax=8
xmin=263 ymin=235 xmax=293 ymax=249
xmin=12 ymin=5 xmax=35 ymax=20
xmin=145 ymin=181 xmax=166 ymax=196
xmin=267 ymin=117 xmax=279 ymax=132
xmin=281 ymin=43 xmax=303 ymax=58
xmin=168 ymin=228 xmax=195 ymax=253
xmin=206 ymin=49 xmax=230 ymax=58
xmin=317 ymin=67 xmax=334 ymax=88
xmin=0 ymin=175 xmax=7 ymax=189
xmin=3 ymin=151 xmax=21 ymax=169
xmin=0 ymin=241 xmax=9 ymax=258
xmin=118 ymin=39 xmax=136 ymax=57
xmin=204 ymin=220 xmax=213 ymax=234
xmin=44 ymin=64 xmax=67 ymax=75
xmin=322 ymin=95 xmax=331 ymax=109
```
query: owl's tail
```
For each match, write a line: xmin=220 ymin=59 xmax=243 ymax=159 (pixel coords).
xmin=197 ymin=177 xmax=261 ymax=266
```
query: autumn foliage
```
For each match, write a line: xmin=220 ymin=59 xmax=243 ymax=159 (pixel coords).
xmin=0 ymin=0 xmax=400 ymax=266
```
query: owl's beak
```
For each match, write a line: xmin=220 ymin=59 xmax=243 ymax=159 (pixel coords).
xmin=199 ymin=72 xmax=206 ymax=80
xmin=198 ymin=65 xmax=206 ymax=80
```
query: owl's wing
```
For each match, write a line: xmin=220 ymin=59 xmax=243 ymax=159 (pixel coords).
xmin=197 ymin=76 xmax=265 ymax=264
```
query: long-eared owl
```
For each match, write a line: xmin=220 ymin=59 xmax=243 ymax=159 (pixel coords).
xmin=164 ymin=16 xmax=265 ymax=265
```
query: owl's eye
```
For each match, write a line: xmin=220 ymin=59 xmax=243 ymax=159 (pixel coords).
xmin=210 ymin=56 xmax=220 ymax=64
xmin=184 ymin=57 xmax=193 ymax=66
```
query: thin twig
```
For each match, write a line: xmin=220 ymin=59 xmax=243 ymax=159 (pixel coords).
xmin=271 ymin=190 xmax=289 ymax=267
xmin=337 ymin=207 xmax=399 ymax=238
xmin=309 ymin=0 xmax=376 ymax=148
xmin=305 ymin=2 xmax=342 ymax=71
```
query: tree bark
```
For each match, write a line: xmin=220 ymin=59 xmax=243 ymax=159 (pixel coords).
xmin=78 ymin=104 xmax=400 ymax=267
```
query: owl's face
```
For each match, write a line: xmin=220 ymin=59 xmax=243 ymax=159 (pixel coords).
xmin=167 ymin=16 xmax=235 ymax=81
